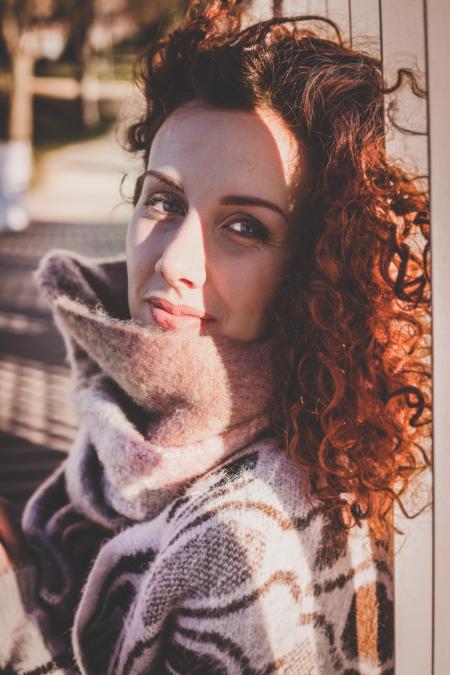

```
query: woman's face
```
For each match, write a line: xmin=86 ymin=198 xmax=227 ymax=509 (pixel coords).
xmin=127 ymin=100 xmax=309 ymax=341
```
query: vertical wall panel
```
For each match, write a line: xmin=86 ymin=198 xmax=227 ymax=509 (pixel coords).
xmin=348 ymin=0 xmax=380 ymax=56
xmin=245 ymin=0 xmax=273 ymax=22
xmin=282 ymin=0 xmax=350 ymax=42
xmin=380 ymin=2 xmax=432 ymax=674
xmin=427 ymin=0 xmax=450 ymax=671
xmin=248 ymin=1 xmax=350 ymax=39
xmin=283 ymin=0 xmax=327 ymax=16
xmin=325 ymin=0 xmax=350 ymax=40
xmin=381 ymin=0 xmax=428 ymax=179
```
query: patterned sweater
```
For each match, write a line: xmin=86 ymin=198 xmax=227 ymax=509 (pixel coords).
xmin=0 ymin=251 xmax=394 ymax=674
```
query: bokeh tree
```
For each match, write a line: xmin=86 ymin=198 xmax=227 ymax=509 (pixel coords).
xmin=0 ymin=1 xmax=76 ymax=229
xmin=70 ymin=0 xmax=188 ymax=127
xmin=0 ymin=1 xmax=78 ymax=142
xmin=0 ymin=0 xmax=187 ymax=231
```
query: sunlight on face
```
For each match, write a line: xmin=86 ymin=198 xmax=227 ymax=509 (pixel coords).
xmin=126 ymin=99 xmax=309 ymax=341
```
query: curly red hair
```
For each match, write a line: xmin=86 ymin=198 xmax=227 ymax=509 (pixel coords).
xmin=126 ymin=0 xmax=431 ymax=537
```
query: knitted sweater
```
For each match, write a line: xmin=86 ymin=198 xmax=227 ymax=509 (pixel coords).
xmin=0 ymin=251 xmax=394 ymax=675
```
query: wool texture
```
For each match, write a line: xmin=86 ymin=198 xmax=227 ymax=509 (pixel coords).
xmin=1 ymin=250 xmax=394 ymax=674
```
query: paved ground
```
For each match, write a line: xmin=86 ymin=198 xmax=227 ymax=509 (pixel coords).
xmin=0 ymin=130 xmax=134 ymax=518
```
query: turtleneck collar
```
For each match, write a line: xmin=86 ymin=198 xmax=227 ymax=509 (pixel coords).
xmin=34 ymin=250 xmax=276 ymax=523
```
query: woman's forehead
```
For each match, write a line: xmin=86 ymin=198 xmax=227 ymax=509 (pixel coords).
xmin=148 ymin=101 xmax=307 ymax=206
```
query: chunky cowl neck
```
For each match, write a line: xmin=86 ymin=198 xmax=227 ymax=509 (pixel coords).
xmin=34 ymin=250 xmax=276 ymax=525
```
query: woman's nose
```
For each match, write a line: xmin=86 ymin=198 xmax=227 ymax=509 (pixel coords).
xmin=154 ymin=210 xmax=207 ymax=289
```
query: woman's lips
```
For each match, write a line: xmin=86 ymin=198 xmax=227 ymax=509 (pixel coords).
xmin=145 ymin=297 xmax=215 ymax=331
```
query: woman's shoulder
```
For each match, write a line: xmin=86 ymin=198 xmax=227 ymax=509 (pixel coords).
xmin=163 ymin=440 xmax=390 ymax=576
xmin=166 ymin=440 xmax=313 ymax=531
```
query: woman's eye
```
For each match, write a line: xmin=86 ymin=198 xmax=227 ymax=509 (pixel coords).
xmin=227 ymin=218 xmax=268 ymax=241
xmin=144 ymin=192 xmax=184 ymax=215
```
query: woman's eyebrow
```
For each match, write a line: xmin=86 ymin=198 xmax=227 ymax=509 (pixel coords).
xmin=144 ymin=169 xmax=289 ymax=223
xmin=144 ymin=170 xmax=185 ymax=192
xmin=219 ymin=195 xmax=289 ymax=223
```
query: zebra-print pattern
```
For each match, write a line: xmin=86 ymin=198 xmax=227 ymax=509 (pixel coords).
xmin=65 ymin=444 xmax=393 ymax=675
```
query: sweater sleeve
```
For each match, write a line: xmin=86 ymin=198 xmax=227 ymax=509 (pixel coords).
xmin=0 ymin=565 xmax=78 ymax=674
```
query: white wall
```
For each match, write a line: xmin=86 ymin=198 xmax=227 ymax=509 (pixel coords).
xmin=378 ymin=3 xmax=432 ymax=672
xmin=427 ymin=0 xmax=450 ymax=672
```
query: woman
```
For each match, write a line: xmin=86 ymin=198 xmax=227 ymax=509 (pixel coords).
xmin=0 ymin=1 xmax=430 ymax=673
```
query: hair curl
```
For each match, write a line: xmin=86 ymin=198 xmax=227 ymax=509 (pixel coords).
xmin=126 ymin=0 xmax=431 ymax=538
